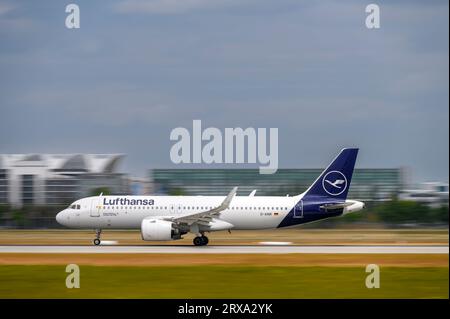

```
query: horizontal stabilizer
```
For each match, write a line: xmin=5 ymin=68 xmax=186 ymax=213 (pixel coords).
xmin=319 ymin=202 xmax=352 ymax=211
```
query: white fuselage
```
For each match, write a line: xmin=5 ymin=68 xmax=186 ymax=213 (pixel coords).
xmin=56 ymin=194 xmax=363 ymax=231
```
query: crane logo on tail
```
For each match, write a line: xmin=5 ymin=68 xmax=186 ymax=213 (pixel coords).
xmin=322 ymin=171 xmax=348 ymax=196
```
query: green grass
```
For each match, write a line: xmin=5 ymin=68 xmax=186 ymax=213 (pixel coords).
xmin=0 ymin=265 xmax=447 ymax=299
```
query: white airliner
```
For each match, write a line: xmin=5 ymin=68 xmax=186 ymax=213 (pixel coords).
xmin=56 ymin=148 xmax=364 ymax=246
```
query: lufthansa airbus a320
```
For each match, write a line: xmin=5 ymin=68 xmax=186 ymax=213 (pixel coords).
xmin=56 ymin=148 xmax=364 ymax=246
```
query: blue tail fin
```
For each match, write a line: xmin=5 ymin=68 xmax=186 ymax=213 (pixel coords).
xmin=302 ymin=148 xmax=359 ymax=202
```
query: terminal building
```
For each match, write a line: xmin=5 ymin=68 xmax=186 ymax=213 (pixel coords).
xmin=151 ymin=168 xmax=406 ymax=202
xmin=0 ymin=153 xmax=410 ymax=207
xmin=399 ymin=182 xmax=449 ymax=207
xmin=0 ymin=154 xmax=129 ymax=207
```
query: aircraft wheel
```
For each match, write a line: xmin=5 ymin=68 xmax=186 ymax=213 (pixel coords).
xmin=93 ymin=238 xmax=101 ymax=246
xmin=202 ymin=236 xmax=209 ymax=245
xmin=193 ymin=236 xmax=204 ymax=246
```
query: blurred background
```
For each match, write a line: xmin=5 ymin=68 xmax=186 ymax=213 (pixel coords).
xmin=0 ymin=1 xmax=448 ymax=229
xmin=0 ymin=153 xmax=447 ymax=228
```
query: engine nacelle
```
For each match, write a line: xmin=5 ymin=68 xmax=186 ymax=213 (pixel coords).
xmin=141 ymin=219 xmax=183 ymax=241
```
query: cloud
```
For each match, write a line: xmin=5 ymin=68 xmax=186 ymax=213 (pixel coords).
xmin=0 ymin=2 xmax=35 ymax=31
xmin=11 ymin=84 xmax=188 ymax=126
xmin=0 ymin=0 xmax=447 ymax=180
xmin=113 ymin=0 xmax=246 ymax=14
xmin=0 ymin=2 xmax=14 ymax=16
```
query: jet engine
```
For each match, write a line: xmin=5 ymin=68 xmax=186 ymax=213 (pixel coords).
xmin=141 ymin=219 xmax=183 ymax=241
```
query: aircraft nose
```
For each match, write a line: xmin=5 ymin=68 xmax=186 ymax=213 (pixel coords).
xmin=56 ymin=210 xmax=66 ymax=226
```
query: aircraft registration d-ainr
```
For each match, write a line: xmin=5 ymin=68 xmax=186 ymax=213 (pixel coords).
xmin=56 ymin=148 xmax=364 ymax=246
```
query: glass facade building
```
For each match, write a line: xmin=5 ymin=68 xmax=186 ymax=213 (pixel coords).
xmin=21 ymin=175 xmax=34 ymax=205
xmin=0 ymin=169 xmax=8 ymax=204
xmin=152 ymin=168 xmax=405 ymax=202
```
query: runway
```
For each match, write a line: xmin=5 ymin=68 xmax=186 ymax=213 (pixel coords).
xmin=0 ymin=245 xmax=448 ymax=254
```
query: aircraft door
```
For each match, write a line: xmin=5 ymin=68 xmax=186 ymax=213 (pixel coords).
xmin=294 ymin=200 xmax=303 ymax=218
xmin=90 ymin=197 xmax=100 ymax=217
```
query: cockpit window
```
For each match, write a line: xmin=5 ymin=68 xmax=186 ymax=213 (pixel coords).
xmin=76 ymin=204 xmax=80 ymax=210
xmin=69 ymin=204 xmax=76 ymax=209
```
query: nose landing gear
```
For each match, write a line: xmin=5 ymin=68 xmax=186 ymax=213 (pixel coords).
xmin=93 ymin=229 xmax=102 ymax=246
xmin=193 ymin=235 xmax=209 ymax=246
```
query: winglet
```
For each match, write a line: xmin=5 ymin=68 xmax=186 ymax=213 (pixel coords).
xmin=220 ymin=187 xmax=238 ymax=210
xmin=249 ymin=190 xmax=257 ymax=197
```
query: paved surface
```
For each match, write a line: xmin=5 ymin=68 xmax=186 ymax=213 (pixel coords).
xmin=0 ymin=245 xmax=447 ymax=254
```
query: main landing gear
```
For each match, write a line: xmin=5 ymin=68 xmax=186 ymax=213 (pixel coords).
xmin=193 ymin=235 xmax=209 ymax=246
xmin=93 ymin=229 xmax=102 ymax=246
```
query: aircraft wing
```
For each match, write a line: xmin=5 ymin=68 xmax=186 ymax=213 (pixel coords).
xmin=169 ymin=187 xmax=238 ymax=226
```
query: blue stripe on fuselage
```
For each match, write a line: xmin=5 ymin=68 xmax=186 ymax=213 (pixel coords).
xmin=277 ymin=198 xmax=343 ymax=228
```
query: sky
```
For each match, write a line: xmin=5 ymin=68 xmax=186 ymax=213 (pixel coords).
xmin=0 ymin=0 xmax=448 ymax=182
